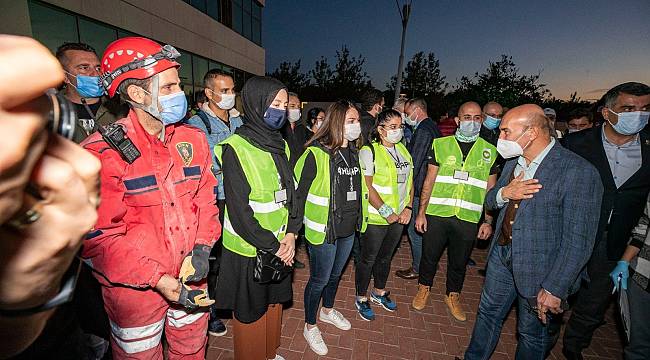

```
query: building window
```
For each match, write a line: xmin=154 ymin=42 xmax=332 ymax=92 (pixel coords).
xmin=189 ymin=0 xmax=207 ymax=13
xmin=232 ymin=0 xmax=243 ymax=34
xmin=28 ymin=1 xmax=78 ymax=53
xmin=206 ymin=0 xmax=219 ymax=21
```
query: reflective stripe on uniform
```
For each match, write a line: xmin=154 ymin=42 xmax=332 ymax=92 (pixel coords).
xmin=434 ymin=175 xmax=488 ymax=189
xmin=248 ymin=200 xmax=283 ymax=214
xmin=372 ymin=183 xmax=393 ymax=194
xmin=428 ymin=197 xmax=483 ymax=213
xmin=110 ymin=318 xmax=164 ymax=354
xmin=223 ymin=217 xmax=239 ymax=236
xmin=306 ymin=193 xmax=328 ymax=207
xmin=304 ymin=217 xmax=326 ymax=233
xmin=224 ymin=216 xmax=285 ymax=239
xmin=167 ymin=308 xmax=206 ymax=328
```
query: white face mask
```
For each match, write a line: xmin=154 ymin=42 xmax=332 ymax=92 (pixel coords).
xmin=288 ymin=109 xmax=302 ymax=123
xmin=313 ymin=121 xmax=322 ymax=131
xmin=208 ymin=89 xmax=236 ymax=110
xmin=496 ymin=128 xmax=530 ymax=159
xmin=344 ymin=122 xmax=361 ymax=141
xmin=385 ymin=128 xmax=404 ymax=144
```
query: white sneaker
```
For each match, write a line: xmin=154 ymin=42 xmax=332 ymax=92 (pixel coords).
xmin=271 ymin=355 xmax=285 ymax=360
xmin=319 ymin=308 xmax=352 ymax=330
xmin=303 ymin=323 xmax=328 ymax=356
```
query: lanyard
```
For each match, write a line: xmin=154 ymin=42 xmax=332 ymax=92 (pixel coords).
xmin=385 ymin=145 xmax=400 ymax=164
xmin=338 ymin=150 xmax=355 ymax=192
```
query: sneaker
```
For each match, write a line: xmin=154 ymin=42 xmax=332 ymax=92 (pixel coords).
xmin=370 ymin=291 xmax=397 ymax=312
xmin=319 ymin=308 xmax=351 ymax=330
xmin=303 ymin=324 xmax=328 ymax=356
xmin=208 ymin=317 xmax=227 ymax=337
xmin=444 ymin=292 xmax=467 ymax=322
xmin=412 ymin=284 xmax=430 ymax=311
xmin=355 ymin=299 xmax=375 ymax=321
xmin=272 ymin=355 xmax=285 ymax=360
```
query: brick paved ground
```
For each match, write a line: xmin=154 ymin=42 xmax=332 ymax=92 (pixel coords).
xmin=208 ymin=237 xmax=624 ymax=359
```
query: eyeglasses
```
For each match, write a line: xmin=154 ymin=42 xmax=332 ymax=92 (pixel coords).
xmin=381 ymin=124 xmax=405 ymax=130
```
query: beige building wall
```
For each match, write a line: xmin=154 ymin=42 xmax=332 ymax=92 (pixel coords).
xmin=1 ymin=0 xmax=265 ymax=76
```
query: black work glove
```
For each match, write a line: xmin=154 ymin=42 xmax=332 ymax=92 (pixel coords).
xmin=179 ymin=244 xmax=212 ymax=283
xmin=177 ymin=282 xmax=214 ymax=311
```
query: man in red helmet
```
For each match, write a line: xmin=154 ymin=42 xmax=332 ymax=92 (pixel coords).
xmin=81 ymin=37 xmax=221 ymax=359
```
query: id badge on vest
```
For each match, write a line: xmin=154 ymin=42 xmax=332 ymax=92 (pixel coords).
xmin=397 ymin=173 xmax=407 ymax=183
xmin=453 ymin=170 xmax=469 ymax=181
xmin=274 ymin=189 xmax=287 ymax=204
xmin=347 ymin=190 xmax=357 ymax=201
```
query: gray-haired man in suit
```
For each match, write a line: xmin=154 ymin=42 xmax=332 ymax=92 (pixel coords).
xmin=462 ymin=105 xmax=603 ymax=359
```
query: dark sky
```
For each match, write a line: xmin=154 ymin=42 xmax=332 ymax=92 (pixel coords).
xmin=263 ymin=0 xmax=649 ymax=100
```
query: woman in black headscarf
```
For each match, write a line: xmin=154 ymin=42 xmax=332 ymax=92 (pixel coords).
xmin=214 ymin=77 xmax=300 ymax=360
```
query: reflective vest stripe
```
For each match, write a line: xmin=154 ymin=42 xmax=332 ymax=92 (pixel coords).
xmin=304 ymin=216 xmax=326 ymax=233
xmin=434 ymin=175 xmax=488 ymax=189
xmin=248 ymin=200 xmax=283 ymax=214
xmin=428 ymin=197 xmax=484 ymax=212
xmin=372 ymin=183 xmax=393 ymax=194
xmin=306 ymin=193 xmax=329 ymax=207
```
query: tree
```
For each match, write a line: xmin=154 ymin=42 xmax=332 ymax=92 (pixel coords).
xmin=447 ymin=55 xmax=551 ymax=109
xmin=330 ymin=45 xmax=372 ymax=100
xmin=308 ymin=56 xmax=333 ymax=90
xmin=266 ymin=60 xmax=309 ymax=94
xmin=388 ymin=51 xmax=447 ymax=98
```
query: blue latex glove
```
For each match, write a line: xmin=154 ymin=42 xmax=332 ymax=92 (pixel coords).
xmin=609 ymin=260 xmax=629 ymax=291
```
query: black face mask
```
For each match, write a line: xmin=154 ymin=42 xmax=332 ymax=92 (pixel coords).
xmin=263 ymin=106 xmax=287 ymax=130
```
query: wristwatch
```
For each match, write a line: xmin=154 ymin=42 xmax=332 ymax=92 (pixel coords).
xmin=483 ymin=218 xmax=493 ymax=226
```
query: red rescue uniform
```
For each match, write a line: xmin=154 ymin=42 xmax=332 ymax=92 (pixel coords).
xmin=82 ymin=110 xmax=221 ymax=359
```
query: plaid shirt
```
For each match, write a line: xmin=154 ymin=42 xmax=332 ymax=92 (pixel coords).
xmin=629 ymin=196 xmax=650 ymax=292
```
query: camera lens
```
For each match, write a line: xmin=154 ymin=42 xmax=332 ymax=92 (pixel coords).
xmin=45 ymin=90 xmax=76 ymax=140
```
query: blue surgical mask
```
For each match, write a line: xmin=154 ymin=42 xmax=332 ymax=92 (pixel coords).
xmin=263 ymin=107 xmax=287 ymax=130
xmin=608 ymin=109 xmax=650 ymax=136
xmin=67 ymin=72 xmax=104 ymax=98
xmin=159 ymin=91 xmax=188 ymax=125
xmin=483 ymin=115 xmax=501 ymax=130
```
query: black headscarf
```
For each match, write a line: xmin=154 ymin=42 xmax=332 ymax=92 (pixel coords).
xmin=237 ymin=76 xmax=297 ymax=217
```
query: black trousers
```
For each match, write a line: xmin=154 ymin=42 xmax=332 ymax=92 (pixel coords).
xmin=355 ymin=223 xmax=404 ymax=296
xmin=418 ymin=215 xmax=477 ymax=293
xmin=563 ymin=238 xmax=618 ymax=352
xmin=208 ymin=199 xmax=226 ymax=300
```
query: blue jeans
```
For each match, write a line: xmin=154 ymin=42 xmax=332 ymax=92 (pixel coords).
xmin=303 ymin=234 xmax=354 ymax=325
xmin=406 ymin=197 xmax=422 ymax=272
xmin=626 ymin=278 xmax=650 ymax=360
xmin=465 ymin=245 xmax=561 ymax=360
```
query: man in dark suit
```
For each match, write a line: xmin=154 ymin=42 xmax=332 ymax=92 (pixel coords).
xmin=463 ymin=105 xmax=603 ymax=359
xmin=562 ymin=82 xmax=650 ymax=359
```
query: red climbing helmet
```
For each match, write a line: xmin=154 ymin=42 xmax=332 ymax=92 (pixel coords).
xmin=100 ymin=37 xmax=180 ymax=97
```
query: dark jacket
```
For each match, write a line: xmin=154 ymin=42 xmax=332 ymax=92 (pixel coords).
xmin=281 ymin=121 xmax=310 ymax=168
xmin=487 ymin=142 xmax=603 ymax=299
xmin=562 ymin=125 xmax=650 ymax=260
xmin=408 ymin=117 xmax=441 ymax=197
xmin=360 ymin=110 xmax=375 ymax=145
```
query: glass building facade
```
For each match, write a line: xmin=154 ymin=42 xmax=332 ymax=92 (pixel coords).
xmin=28 ymin=0 xmax=259 ymax=102
xmin=182 ymin=0 xmax=262 ymax=46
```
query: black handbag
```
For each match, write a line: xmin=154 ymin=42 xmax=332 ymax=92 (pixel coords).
xmin=253 ymin=249 xmax=292 ymax=284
